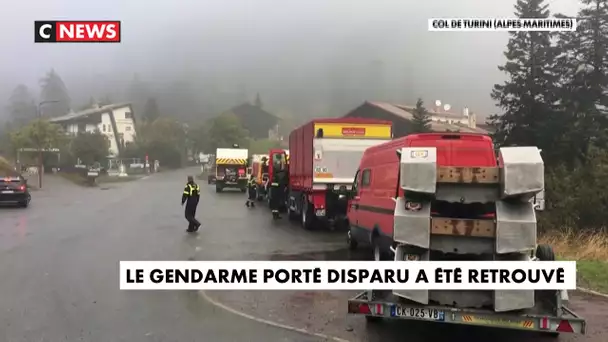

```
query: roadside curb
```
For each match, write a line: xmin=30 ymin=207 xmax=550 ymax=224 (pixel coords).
xmin=577 ymin=287 xmax=608 ymax=299
xmin=199 ymin=291 xmax=351 ymax=342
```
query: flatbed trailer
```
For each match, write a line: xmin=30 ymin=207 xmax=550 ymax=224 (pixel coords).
xmin=347 ymin=291 xmax=585 ymax=337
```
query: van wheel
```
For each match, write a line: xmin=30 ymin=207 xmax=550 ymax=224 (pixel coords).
xmin=372 ymin=238 xmax=388 ymax=261
xmin=302 ymin=198 xmax=314 ymax=230
xmin=347 ymin=229 xmax=358 ymax=250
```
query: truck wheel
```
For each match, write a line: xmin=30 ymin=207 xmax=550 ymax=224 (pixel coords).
xmin=287 ymin=205 xmax=298 ymax=221
xmin=347 ymin=229 xmax=358 ymax=250
xmin=536 ymin=244 xmax=555 ymax=261
xmin=302 ymin=198 xmax=314 ymax=230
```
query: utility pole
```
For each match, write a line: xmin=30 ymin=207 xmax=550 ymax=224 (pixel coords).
xmin=37 ymin=100 xmax=59 ymax=189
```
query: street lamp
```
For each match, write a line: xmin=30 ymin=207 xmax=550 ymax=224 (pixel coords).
xmin=36 ymin=100 xmax=59 ymax=189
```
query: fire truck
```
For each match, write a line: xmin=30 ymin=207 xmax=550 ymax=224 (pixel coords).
xmin=285 ymin=118 xmax=392 ymax=229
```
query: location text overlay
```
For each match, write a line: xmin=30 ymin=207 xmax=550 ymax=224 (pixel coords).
xmin=428 ymin=18 xmax=577 ymax=32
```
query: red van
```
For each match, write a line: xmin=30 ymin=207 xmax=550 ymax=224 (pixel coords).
xmin=346 ymin=132 xmax=498 ymax=260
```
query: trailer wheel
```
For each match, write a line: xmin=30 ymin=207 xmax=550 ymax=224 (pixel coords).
xmin=365 ymin=315 xmax=382 ymax=323
xmin=536 ymin=244 xmax=555 ymax=261
xmin=541 ymin=332 xmax=560 ymax=339
xmin=535 ymin=244 xmax=559 ymax=314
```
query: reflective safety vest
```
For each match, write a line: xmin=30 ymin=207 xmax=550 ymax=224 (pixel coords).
xmin=248 ymin=178 xmax=256 ymax=186
xmin=184 ymin=183 xmax=200 ymax=196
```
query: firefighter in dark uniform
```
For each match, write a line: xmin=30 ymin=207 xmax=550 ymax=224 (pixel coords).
xmin=182 ymin=175 xmax=201 ymax=232
xmin=269 ymin=155 xmax=287 ymax=219
xmin=246 ymin=175 xmax=257 ymax=208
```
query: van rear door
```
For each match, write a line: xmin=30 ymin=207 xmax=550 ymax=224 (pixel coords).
xmin=407 ymin=134 xmax=496 ymax=167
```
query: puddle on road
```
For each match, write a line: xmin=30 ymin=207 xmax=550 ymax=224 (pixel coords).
xmin=268 ymin=248 xmax=369 ymax=261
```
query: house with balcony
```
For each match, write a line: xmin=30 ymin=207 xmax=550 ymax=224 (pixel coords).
xmin=49 ymin=102 xmax=136 ymax=156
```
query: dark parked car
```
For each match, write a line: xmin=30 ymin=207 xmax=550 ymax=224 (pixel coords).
xmin=0 ymin=174 xmax=31 ymax=208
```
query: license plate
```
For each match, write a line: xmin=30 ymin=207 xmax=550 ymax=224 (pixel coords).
xmin=391 ymin=306 xmax=445 ymax=321
xmin=1 ymin=190 xmax=14 ymax=194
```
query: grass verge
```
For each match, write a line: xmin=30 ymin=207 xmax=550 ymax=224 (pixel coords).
xmin=58 ymin=172 xmax=94 ymax=187
xmin=540 ymin=230 xmax=608 ymax=293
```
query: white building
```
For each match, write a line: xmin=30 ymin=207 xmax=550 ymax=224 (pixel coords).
xmin=49 ymin=102 xmax=136 ymax=157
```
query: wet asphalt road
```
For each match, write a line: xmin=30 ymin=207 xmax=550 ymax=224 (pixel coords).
xmin=0 ymin=169 xmax=340 ymax=342
xmin=1 ymin=169 xmax=605 ymax=342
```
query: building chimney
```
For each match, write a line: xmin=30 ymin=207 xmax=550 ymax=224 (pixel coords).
xmin=463 ymin=107 xmax=469 ymax=118
xmin=467 ymin=109 xmax=477 ymax=129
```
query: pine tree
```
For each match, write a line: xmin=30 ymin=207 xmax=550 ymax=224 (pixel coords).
xmin=554 ymin=0 xmax=608 ymax=165
xmin=488 ymin=0 xmax=560 ymax=161
xmin=126 ymin=73 xmax=152 ymax=115
xmin=410 ymin=98 xmax=432 ymax=133
xmin=255 ymin=93 xmax=263 ymax=108
xmin=143 ymin=97 xmax=161 ymax=122
xmin=39 ymin=68 xmax=71 ymax=118
xmin=7 ymin=84 xmax=37 ymax=126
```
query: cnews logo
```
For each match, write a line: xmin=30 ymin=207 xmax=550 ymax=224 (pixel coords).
xmin=34 ymin=21 xmax=121 ymax=43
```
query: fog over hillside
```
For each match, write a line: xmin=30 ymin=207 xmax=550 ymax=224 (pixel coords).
xmin=0 ymin=0 xmax=579 ymax=122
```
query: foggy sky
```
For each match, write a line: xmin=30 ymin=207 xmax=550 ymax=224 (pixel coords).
xmin=0 ymin=0 xmax=579 ymax=120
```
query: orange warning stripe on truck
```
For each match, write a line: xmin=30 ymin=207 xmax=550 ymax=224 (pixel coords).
xmin=313 ymin=123 xmax=392 ymax=139
xmin=216 ymin=158 xmax=247 ymax=165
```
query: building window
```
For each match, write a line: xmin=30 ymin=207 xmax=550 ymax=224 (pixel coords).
xmin=125 ymin=112 xmax=133 ymax=119
xmin=102 ymin=124 xmax=106 ymax=132
xmin=125 ymin=126 xmax=132 ymax=131
xmin=78 ymin=123 xmax=86 ymax=132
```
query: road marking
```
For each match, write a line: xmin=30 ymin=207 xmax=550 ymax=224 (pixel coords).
xmin=577 ymin=287 xmax=608 ymax=299
xmin=199 ymin=291 xmax=351 ymax=342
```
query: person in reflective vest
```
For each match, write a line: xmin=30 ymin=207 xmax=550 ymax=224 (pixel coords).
xmin=246 ymin=175 xmax=257 ymax=208
xmin=181 ymin=175 xmax=201 ymax=232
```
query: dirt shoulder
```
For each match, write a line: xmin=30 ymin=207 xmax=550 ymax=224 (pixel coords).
xmin=206 ymin=289 xmax=607 ymax=342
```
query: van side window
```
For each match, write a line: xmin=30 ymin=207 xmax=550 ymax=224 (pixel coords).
xmin=352 ymin=170 xmax=361 ymax=194
xmin=361 ymin=169 xmax=371 ymax=187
